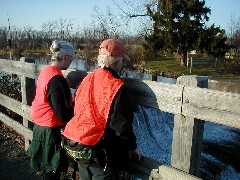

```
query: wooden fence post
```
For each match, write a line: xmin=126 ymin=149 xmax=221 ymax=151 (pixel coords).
xmin=214 ymin=58 xmax=218 ymax=71
xmin=171 ymin=75 xmax=208 ymax=176
xmin=190 ymin=57 xmax=193 ymax=73
xmin=20 ymin=57 xmax=36 ymax=150
xmin=152 ymin=74 xmax=157 ymax=81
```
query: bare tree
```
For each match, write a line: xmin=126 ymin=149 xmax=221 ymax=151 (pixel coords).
xmin=228 ymin=14 xmax=240 ymax=59
xmin=112 ymin=0 xmax=151 ymax=35
xmin=91 ymin=5 xmax=122 ymax=39
xmin=0 ymin=26 xmax=8 ymax=49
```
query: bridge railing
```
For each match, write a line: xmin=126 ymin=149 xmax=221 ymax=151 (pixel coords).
xmin=1 ymin=57 xmax=240 ymax=179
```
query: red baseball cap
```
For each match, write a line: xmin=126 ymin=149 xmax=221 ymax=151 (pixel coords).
xmin=99 ymin=38 xmax=130 ymax=61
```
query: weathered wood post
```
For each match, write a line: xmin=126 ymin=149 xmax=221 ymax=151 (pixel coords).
xmin=214 ymin=58 xmax=218 ymax=71
xmin=20 ymin=57 xmax=36 ymax=150
xmin=190 ymin=57 xmax=193 ymax=74
xmin=171 ymin=75 xmax=208 ymax=176
xmin=152 ymin=74 xmax=157 ymax=81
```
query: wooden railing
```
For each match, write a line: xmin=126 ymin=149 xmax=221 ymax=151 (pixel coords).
xmin=1 ymin=57 xmax=240 ymax=179
xmin=189 ymin=57 xmax=219 ymax=73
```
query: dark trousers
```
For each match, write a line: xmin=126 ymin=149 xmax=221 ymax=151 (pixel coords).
xmin=42 ymin=171 xmax=61 ymax=180
xmin=78 ymin=162 xmax=119 ymax=180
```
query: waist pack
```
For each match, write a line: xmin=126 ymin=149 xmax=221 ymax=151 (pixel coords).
xmin=62 ymin=137 xmax=93 ymax=164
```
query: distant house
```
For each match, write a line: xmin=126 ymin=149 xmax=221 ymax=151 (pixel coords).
xmin=225 ymin=52 xmax=234 ymax=59
xmin=189 ymin=50 xmax=196 ymax=54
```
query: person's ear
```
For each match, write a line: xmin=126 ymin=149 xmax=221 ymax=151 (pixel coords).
xmin=114 ymin=61 xmax=118 ymax=65
xmin=63 ymin=55 xmax=68 ymax=62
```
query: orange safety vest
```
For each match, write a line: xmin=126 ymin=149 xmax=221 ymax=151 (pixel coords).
xmin=31 ymin=66 xmax=72 ymax=127
xmin=62 ymin=68 xmax=124 ymax=145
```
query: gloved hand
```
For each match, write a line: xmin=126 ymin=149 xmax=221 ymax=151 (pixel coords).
xmin=128 ymin=149 xmax=141 ymax=160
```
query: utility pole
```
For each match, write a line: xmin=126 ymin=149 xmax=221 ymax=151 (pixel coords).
xmin=7 ymin=13 xmax=13 ymax=60
xmin=7 ymin=14 xmax=12 ymax=49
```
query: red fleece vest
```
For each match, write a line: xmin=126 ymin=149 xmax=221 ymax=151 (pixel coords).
xmin=31 ymin=66 xmax=72 ymax=127
xmin=62 ymin=68 xmax=124 ymax=145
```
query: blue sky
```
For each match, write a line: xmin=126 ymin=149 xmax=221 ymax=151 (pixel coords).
xmin=1 ymin=0 xmax=240 ymax=34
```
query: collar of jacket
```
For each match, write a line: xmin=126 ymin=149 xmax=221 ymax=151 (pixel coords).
xmin=102 ymin=66 xmax=121 ymax=79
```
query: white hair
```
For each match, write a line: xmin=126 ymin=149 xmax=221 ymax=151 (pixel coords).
xmin=97 ymin=55 xmax=123 ymax=68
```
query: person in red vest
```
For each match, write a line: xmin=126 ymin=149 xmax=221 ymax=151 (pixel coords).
xmin=27 ymin=40 xmax=75 ymax=179
xmin=62 ymin=38 xmax=141 ymax=180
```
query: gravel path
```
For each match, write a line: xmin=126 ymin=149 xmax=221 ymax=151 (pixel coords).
xmin=0 ymin=122 xmax=39 ymax=180
xmin=0 ymin=122 xmax=79 ymax=180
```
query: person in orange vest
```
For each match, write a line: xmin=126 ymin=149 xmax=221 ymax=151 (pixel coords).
xmin=27 ymin=40 xmax=75 ymax=179
xmin=62 ymin=38 xmax=141 ymax=180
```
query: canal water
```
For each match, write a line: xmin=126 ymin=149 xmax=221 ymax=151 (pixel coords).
xmin=2 ymin=54 xmax=240 ymax=93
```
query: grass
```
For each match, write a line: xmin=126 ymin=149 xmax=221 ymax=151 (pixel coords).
xmin=141 ymin=57 xmax=240 ymax=80
xmin=142 ymin=58 xmax=188 ymax=76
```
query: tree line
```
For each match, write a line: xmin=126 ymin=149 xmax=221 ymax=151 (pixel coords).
xmin=0 ymin=0 xmax=239 ymax=66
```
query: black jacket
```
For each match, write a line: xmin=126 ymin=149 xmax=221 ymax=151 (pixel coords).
xmin=93 ymin=67 xmax=137 ymax=168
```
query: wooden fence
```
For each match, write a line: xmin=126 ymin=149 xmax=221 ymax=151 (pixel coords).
xmin=1 ymin=57 xmax=240 ymax=179
xmin=189 ymin=57 xmax=219 ymax=73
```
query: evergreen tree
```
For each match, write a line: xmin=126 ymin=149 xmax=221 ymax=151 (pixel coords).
xmin=144 ymin=0 xmax=227 ymax=66
xmin=199 ymin=25 xmax=228 ymax=58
